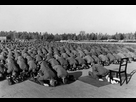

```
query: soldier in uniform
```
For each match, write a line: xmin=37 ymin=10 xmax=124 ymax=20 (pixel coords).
xmin=67 ymin=56 xmax=78 ymax=71
xmin=52 ymin=64 xmax=69 ymax=84
xmin=36 ymin=60 xmax=58 ymax=87
xmin=56 ymin=56 xmax=69 ymax=70
xmin=88 ymin=62 xmax=109 ymax=81
xmin=17 ymin=55 xmax=29 ymax=81
xmin=27 ymin=59 xmax=37 ymax=78
xmin=5 ymin=58 xmax=20 ymax=84
xmin=0 ymin=63 xmax=6 ymax=79
xmin=75 ymin=55 xmax=88 ymax=70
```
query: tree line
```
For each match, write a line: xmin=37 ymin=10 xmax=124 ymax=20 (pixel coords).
xmin=0 ymin=31 xmax=136 ymax=41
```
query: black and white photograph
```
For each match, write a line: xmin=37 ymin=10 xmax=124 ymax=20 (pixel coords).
xmin=0 ymin=5 xmax=136 ymax=98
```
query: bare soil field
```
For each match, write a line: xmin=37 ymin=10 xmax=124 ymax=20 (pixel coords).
xmin=0 ymin=61 xmax=136 ymax=98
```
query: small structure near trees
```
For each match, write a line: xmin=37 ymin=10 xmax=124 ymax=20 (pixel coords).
xmin=0 ymin=36 xmax=7 ymax=42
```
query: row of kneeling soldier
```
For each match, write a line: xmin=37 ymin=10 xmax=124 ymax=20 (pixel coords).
xmin=0 ymin=56 xmax=76 ymax=86
xmin=0 ymin=40 xmax=136 ymax=86
xmin=0 ymin=49 xmax=76 ymax=86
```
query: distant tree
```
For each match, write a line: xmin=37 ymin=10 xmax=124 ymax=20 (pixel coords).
xmin=134 ymin=32 xmax=136 ymax=40
xmin=97 ymin=33 xmax=102 ymax=40
xmin=79 ymin=31 xmax=86 ymax=35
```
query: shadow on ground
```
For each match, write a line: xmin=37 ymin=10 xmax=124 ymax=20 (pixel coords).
xmin=78 ymin=69 xmax=136 ymax=87
xmin=121 ymin=69 xmax=136 ymax=85
xmin=127 ymin=69 xmax=136 ymax=83
xmin=0 ymin=77 xmax=5 ymax=81
xmin=29 ymin=71 xmax=83 ymax=86
xmin=78 ymin=76 xmax=110 ymax=87
xmin=68 ymin=71 xmax=82 ymax=80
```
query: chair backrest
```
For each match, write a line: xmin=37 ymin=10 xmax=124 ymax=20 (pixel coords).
xmin=119 ymin=58 xmax=129 ymax=72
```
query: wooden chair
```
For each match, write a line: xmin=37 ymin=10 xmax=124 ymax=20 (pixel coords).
xmin=109 ymin=58 xmax=129 ymax=86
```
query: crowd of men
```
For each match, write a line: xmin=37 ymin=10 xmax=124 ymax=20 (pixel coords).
xmin=0 ymin=40 xmax=136 ymax=86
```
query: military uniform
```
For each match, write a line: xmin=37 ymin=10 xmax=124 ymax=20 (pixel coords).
xmin=37 ymin=61 xmax=57 ymax=86
xmin=67 ymin=56 xmax=78 ymax=71
xmin=17 ymin=57 xmax=28 ymax=72
xmin=48 ymin=58 xmax=60 ymax=68
xmin=83 ymin=55 xmax=94 ymax=66
xmin=88 ymin=63 xmax=109 ymax=79
xmin=57 ymin=57 xmax=68 ymax=70
xmin=75 ymin=56 xmax=87 ymax=69
xmin=53 ymin=65 xmax=68 ymax=84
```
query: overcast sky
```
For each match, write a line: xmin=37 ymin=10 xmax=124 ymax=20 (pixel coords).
xmin=0 ymin=5 xmax=136 ymax=35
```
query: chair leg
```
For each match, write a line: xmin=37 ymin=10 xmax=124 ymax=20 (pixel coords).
xmin=119 ymin=73 xmax=122 ymax=86
xmin=125 ymin=72 xmax=128 ymax=84
xmin=116 ymin=72 xmax=118 ymax=78
xmin=109 ymin=71 xmax=112 ymax=83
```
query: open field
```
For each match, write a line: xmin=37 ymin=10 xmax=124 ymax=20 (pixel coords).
xmin=0 ymin=61 xmax=136 ymax=98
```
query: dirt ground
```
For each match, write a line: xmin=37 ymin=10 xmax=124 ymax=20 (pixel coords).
xmin=0 ymin=61 xmax=136 ymax=98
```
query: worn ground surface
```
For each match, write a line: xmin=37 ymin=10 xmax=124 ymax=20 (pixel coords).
xmin=0 ymin=61 xmax=136 ymax=98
